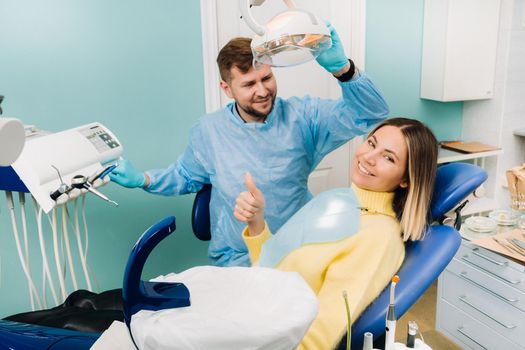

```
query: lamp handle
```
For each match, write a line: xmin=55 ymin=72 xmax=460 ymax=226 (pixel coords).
xmin=239 ymin=0 xmax=265 ymax=36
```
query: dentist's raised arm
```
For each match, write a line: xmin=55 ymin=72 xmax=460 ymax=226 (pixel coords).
xmin=233 ymin=173 xmax=266 ymax=236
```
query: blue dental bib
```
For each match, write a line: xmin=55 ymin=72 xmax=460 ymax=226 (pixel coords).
xmin=259 ymin=187 xmax=361 ymax=267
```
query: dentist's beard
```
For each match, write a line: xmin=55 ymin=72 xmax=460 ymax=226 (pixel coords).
xmin=238 ymin=96 xmax=276 ymax=120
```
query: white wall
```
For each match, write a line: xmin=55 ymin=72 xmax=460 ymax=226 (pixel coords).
xmin=462 ymin=0 xmax=525 ymax=209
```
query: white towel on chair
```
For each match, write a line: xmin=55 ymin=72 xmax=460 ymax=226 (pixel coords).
xmin=130 ymin=266 xmax=318 ymax=350
xmin=91 ymin=320 xmax=135 ymax=350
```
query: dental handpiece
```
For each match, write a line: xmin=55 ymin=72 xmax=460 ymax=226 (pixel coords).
xmin=71 ymin=175 xmax=118 ymax=206
xmin=88 ymin=164 xmax=117 ymax=184
xmin=86 ymin=186 xmax=119 ymax=206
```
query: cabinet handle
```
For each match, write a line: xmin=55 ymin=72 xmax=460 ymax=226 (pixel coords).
xmin=461 ymin=256 xmax=520 ymax=285
xmin=471 ymin=250 xmax=507 ymax=266
xmin=459 ymin=295 xmax=517 ymax=329
xmin=459 ymin=271 xmax=519 ymax=303
xmin=456 ymin=326 xmax=488 ymax=350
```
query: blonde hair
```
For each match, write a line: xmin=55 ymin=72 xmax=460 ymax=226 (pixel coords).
xmin=369 ymin=118 xmax=438 ymax=241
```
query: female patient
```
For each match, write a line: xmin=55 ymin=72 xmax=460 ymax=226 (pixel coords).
xmin=234 ymin=117 xmax=438 ymax=350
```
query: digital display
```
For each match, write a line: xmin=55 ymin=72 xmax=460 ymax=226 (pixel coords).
xmin=80 ymin=125 xmax=120 ymax=153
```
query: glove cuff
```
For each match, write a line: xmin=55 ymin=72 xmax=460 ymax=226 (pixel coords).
xmin=326 ymin=58 xmax=351 ymax=73
xmin=335 ymin=59 xmax=356 ymax=82
xmin=138 ymin=173 xmax=147 ymax=188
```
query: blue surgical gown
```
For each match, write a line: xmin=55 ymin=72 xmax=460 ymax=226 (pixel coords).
xmin=145 ymin=73 xmax=389 ymax=266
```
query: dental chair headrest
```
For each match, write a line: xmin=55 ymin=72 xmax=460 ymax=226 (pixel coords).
xmin=430 ymin=162 xmax=487 ymax=220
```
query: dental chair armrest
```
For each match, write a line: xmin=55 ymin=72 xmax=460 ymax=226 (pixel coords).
xmin=122 ymin=216 xmax=190 ymax=330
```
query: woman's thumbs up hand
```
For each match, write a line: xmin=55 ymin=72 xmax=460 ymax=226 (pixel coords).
xmin=234 ymin=172 xmax=266 ymax=236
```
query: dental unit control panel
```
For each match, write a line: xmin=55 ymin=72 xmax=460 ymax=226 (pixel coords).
xmin=6 ymin=122 xmax=123 ymax=212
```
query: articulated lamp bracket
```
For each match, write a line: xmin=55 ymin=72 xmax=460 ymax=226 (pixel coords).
xmin=239 ymin=0 xmax=297 ymax=36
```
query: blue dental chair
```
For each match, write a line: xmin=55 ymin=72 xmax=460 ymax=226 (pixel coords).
xmin=0 ymin=162 xmax=486 ymax=349
xmin=190 ymin=162 xmax=487 ymax=350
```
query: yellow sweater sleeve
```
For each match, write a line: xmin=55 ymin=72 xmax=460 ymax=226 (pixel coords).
xmin=242 ymin=222 xmax=272 ymax=265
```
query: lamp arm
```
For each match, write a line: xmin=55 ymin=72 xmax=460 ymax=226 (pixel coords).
xmin=239 ymin=0 xmax=266 ymax=36
xmin=283 ymin=0 xmax=297 ymax=9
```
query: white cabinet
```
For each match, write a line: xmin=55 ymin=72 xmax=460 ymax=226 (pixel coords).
xmin=420 ymin=0 xmax=501 ymax=102
xmin=436 ymin=241 xmax=525 ymax=349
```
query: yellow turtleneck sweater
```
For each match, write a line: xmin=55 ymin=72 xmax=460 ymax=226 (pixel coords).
xmin=243 ymin=184 xmax=405 ymax=350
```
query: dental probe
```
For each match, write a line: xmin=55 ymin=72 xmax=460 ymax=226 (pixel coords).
xmin=385 ymin=275 xmax=400 ymax=350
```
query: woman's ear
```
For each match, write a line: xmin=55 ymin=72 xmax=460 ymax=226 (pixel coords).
xmin=399 ymin=180 xmax=409 ymax=189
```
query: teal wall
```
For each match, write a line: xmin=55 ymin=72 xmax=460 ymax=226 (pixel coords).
xmin=366 ymin=0 xmax=463 ymax=141
xmin=0 ymin=1 xmax=208 ymax=316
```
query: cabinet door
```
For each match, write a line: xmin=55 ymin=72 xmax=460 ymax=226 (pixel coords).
xmin=457 ymin=244 xmax=525 ymax=293
xmin=438 ymin=300 xmax=523 ymax=350
xmin=421 ymin=0 xmax=501 ymax=101
xmin=442 ymin=271 xmax=525 ymax=345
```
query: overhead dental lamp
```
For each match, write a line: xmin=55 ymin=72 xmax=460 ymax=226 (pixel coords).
xmin=239 ymin=0 xmax=332 ymax=67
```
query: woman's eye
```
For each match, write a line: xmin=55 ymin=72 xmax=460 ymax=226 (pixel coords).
xmin=384 ymin=155 xmax=395 ymax=163
xmin=367 ymin=140 xmax=375 ymax=147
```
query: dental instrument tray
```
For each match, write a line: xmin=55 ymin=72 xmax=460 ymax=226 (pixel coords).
xmin=471 ymin=229 xmax=525 ymax=264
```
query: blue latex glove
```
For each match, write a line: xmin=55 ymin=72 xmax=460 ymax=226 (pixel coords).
xmin=109 ymin=158 xmax=146 ymax=188
xmin=315 ymin=22 xmax=348 ymax=73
